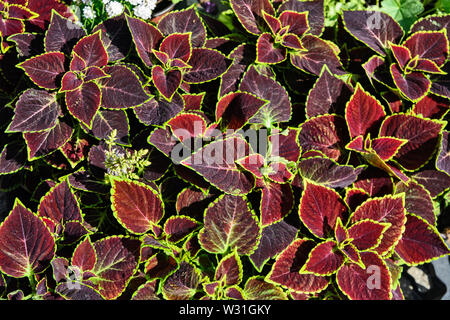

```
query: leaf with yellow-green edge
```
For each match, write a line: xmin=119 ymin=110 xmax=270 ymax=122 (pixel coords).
xmin=259 ymin=180 xmax=294 ymax=226
xmin=412 ymin=170 xmax=450 ymax=198
xmin=347 ymin=219 xmax=391 ymax=251
xmin=198 ymin=194 xmax=260 ymax=255
xmin=243 ymin=276 xmax=288 ymax=300
xmin=0 ymin=199 xmax=55 ymax=278
xmin=0 ymin=140 xmax=27 ymax=175
xmin=215 ymin=251 xmax=243 ymax=286
xmin=299 ymin=180 xmax=347 ymax=239
xmin=111 ymin=179 xmax=164 ymax=235
xmin=163 ymin=215 xmax=200 ymax=243
xmin=301 ymin=240 xmax=345 ymax=276
xmin=278 ymin=0 xmax=324 ymax=36
xmin=71 ymin=236 xmax=96 ymax=272
xmin=394 ymin=214 xmax=450 ymax=265
xmin=395 ymin=180 xmax=435 ymax=226
xmin=437 ymin=131 xmax=450 ymax=175
xmin=350 ymin=194 xmax=406 ymax=256
xmin=91 ymin=236 xmax=141 ymax=300
xmin=162 ymin=261 xmax=202 ymax=300
xmin=230 ymin=0 xmax=274 ymax=35
xmin=266 ymin=238 xmax=329 ymax=293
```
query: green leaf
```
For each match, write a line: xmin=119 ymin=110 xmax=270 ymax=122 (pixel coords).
xmin=380 ymin=0 xmax=424 ymax=32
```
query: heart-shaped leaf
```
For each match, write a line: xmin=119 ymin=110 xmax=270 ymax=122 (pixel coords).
xmin=164 ymin=216 xmax=199 ymax=243
xmin=111 ymin=179 xmax=164 ymax=234
xmin=71 ymin=236 xmax=96 ymax=272
xmin=256 ymin=33 xmax=286 ymax=64
xmin=72 ymin=31 xmax=108 ymax=68
xmin=0 ymin=199 xmax=55 ymax=277
xmin=159 ymin=33 xmax=192 ymax=62
xmin=302 ymin=240 xmax=345 ymax=276
xmin=390 ymin=63 xmax=431 ymax=101
xmin=152 ymin=66 xmax=181 ymax=101
xmin=199 ymin=194 xmax=260 ymax=255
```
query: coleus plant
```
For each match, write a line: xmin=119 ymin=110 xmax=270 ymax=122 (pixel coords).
xmin=0 ymin=0 xmax=449 ymax=301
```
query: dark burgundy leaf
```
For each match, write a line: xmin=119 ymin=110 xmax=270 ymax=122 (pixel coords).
xmin=60 ymin=72 xmax=82 ymax=92
xmin=278 ymin=0 xmax=324 ymax=36
xmin=0 ymin=141 xmax=27 ymax=174
xmin=396 ymin=181 xmax=435 ymax=226
xmin=160 ymin=33 xmax=192 ymax=62
xmin=199 ymin=194 xmax=260 ymax=255
xmin=413 ymin=170 xmax=450 ymax=198
xmin=216 ymin=91 xmax=267 ymax=130
xmin=68 ymin=171 xmax=110 ymax=194
xmin=344 ymin=188 xmax=369 ymax=212
xmin=84 ymin=66 xmax=109 ymax=82
xmin=181 ymin=136 xmax=255 ymax=195
xmin=256 ymin=33 xmax=286 ymax=64
xmin=157 ymin=7 xmax=206 ymax=47
xmin=45 ymin=10 xmax=86 ymax=54
xmin=334 ymin=217 xmax=348 ymax=244
xmin=162 ymin=261 xmax=201 ymax=300
xmin=371 ymin=137 xmax=406 ymax=161
xmin=72 ymin=236 xmax=96 ymax=272
xmin=184 ymin=48 xmax=231 ymax=83
xmin=243 ymin=277 xmax=287 ymax=300
xmin=413 ymin=94 xmax=449 ymax=119
xmin=18 ymin=52 xmax=65 ymax=90
xmin=350 ymin=195 xmax=406 ymax=255
xmin=132 ymin=281 xmax=159 ymax=300
xmin=99 ymin=65 xmax=150 ymax=109
xmin=91 ymin=109 xmax=129 ymax=145
xmin=306 ymin=66 xmax=353 ymax=118
xmin=379 ymin=114 xmax=444 ymax=170
xmin=299 ymin=157 xmax=365 ymax=188
xmin=437 ymin=131 xmax=449 ymax=175
xmin=260 ymin=181 xmax=293 ymax=226
xmin=348 ymin=220 xmax=389 ymax=251
xmin=262 ymin=11 xmax=281 ymax=34
xmin=297 ymin=114 xmax=348 ymax=161
xmin=239 ymin=65 xmax=291 ymax=124
xmin=0 ymin=199 xmax=55 ymax=277
xmin=134 ymin=92 xmax=183 ymax=126
xmin=215 ymin=252 xmax=242 ymax=286
xmin=38 ymin=179 xmax=82 ymax=224
xmin=362 ymin=55 xmax=393 ymax=88
xmin=290 ymin=35 xmax=344 ymax=76
xmin=249 ymin=220 xmax=297 ymax=272
xmin=230 ymin=0 xmax=274 ymax=35
xmin=56 ymin=282 xmax=103 ymax=300
xmin=27 ymin=0 xmax=75 ymax=30
xmin=164 ymin=216 xmax=199 ymax=243
xmin=72 ymin=31 xmax=108 ymax=68
xmin=390 ymin=63 xmax=431 ymax=101
xmin=269 ymin=128 xmax=300 ymax=162
xmin=8 ymin=33 xmax=43 ymax=58
xmin=126 ymin=15 xmax=163 ymax=67
xmin=279 ymin=10 xmax=309 ymax=36
xmin=345 ymin=84 xmax=386 ymax=138
xmin=343 ymin=10 xmax=403 ymax=56
xmin=268 ymin=239 xmax=329 ymax=293
xmin=395 ymin=215 xmax=450 ymax=265
xmin=152 ymin=66 xmax=181 ymax=101
xmin=390 ymin=43 xmax=411 ymax=69
xmin=66 ymin=81 xmax=101 ymax=128
xmin=354 ymin=167 xmax=394 ymax=196
xmin=92 ymin=13 xmax=132 ymax=62
xmin=403 ymin=31 xmax=448 ymax=66
xmin=92 ymin=236 xmax=140 ymax=300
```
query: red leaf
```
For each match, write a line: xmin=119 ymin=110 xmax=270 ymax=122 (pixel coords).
xmin=60 ymin=71 xmax=82 ymax=92
xmin=344 ymin=188 xmax=369 ymax=212
xmin=216 ymin=91 xmax=267 ymax=130
xmin=164 ymin=216 xmax=199 ymax=243
xmin=111 ymin=179 xmax=164 ymax=234
xmin=236 ymin=153 xmax=265 ymax=179
xmin=262 ymin=11 xmax=281 ymax=34
xmin=413 ymin=94 xmax=450 ymax=119
xmin=256 ymin=32 xmax=286 ymax=64
xmin=0 ymin=17 xmax=24 ymax=37
xmin=395 ymin=181 xmax=435 ymax=226
xmin=152 ymin=66 xmax=181 ymax=101
xmin=268 ymin=239 xmax=329 ymax=293
xmin=348 ymin=219 xmax=389 ymax=251
xmin=341 ymin=243 xmax=362 ymax=265
xmin=395 ymin=215 xmax=450 ymax=265
xmin=389 ymin=43 xmax=411 ymax=69
xmin=71 ymin=236 xmax=96 ymax=272
xmin=198 ymin=194 xmax=260 ymax=255
xmin=215 ymin=252 xmax=242 ymax=286
xmin=334 ymin=217 xmax=348 ymax=244
xmin=337 ymin=251 xmax=391 ymax=300
xmin=38 ymin=179 xmax=82 ymax=225
xmin=345 ymin=84 xmax=386 ymax=139
xmin=18 ymin=52 xmax=66 ymax=89
xmin=162 ymin=261 xmax=201 ymax=300
xmin=390 ymin=64 xmax=431 ymax=101
xmin=182 ymin=93 xmax=205 ymax=111
xmin=411 ymin=58 xmax=444 ymax=74
xmin=70 ymin=52 xmax=86 ymax=71
xmin=72 ymin=31 xmax=108 ymax=68
xmin=160 ymin=33 xmax=192 ymax=62
xmin=279 ymin=10 xmax=309 ymax=36
xmin=281 ymin=33 xmax=304 ymax=50
xmin=437 ymin=131 xmax=450 ymax=175
xmin=346 ymin=135 xmax=365 ymax=153
xmin=302 ymin=240 xmax=345 ymax=275
xmin=371 ymin=137 xmax=406 ymax=161
xmin=403 ymin=31 xmax=449 ymax=66
xmin=167 ymin=112 xmax=207 ymax=142
xmin=278 ymin=0 xmax=324 ymax=36
xmin=260 ymin=181 xmax=293 ymax=226
xmin=269 ymin=128 xmax=300 ymax=162
xmin=299 ymin=181 xmax=347 ymax=239
xmin=66 ymin=81 xmax=101 ymax=128
xmin=84 ymin=66 xmax=109 ymax=82
xmin=0 ymin=200 xmax=55 ymax=277
xmin=350 ymin=195 xmax=406 ymax=255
